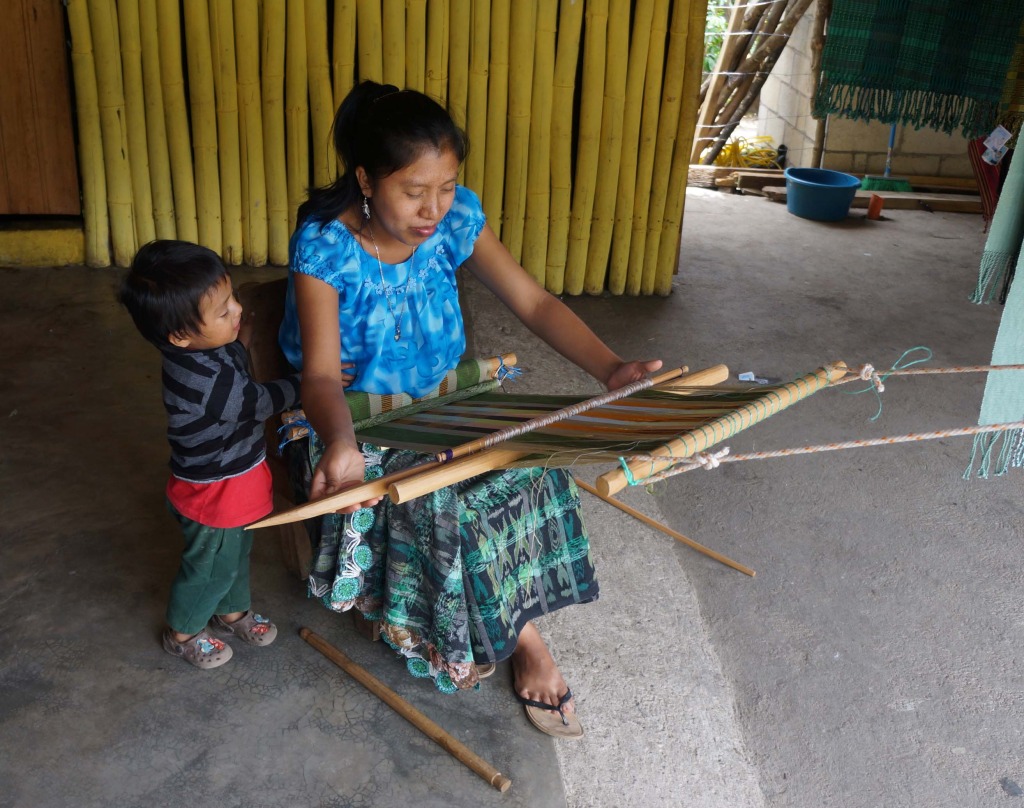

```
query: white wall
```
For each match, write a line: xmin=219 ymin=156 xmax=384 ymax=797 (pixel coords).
xmin=756 ymin=0 xmax=973 ymax=177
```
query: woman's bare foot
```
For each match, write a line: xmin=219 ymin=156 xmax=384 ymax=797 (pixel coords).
xmin=510 ymin=621 xmax=574 ymax=713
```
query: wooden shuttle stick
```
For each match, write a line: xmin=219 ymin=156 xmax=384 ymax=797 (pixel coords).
xmin=575 ymin=480 xmax=755 ymax=577
xmin=300 ymin=628 xmax=513 ymax=793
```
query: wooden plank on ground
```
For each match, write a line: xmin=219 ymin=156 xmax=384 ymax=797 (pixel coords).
xmin=761 ymin=186 xmax=982 ymax=214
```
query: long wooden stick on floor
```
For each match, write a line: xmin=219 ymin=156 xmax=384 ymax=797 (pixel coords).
xmin=576 ymin=480 xmax=755 ymax=577
xmin=299 ymin=628 xmax=513 ymax=793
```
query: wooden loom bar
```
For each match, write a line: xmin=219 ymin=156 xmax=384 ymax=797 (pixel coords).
xmin=576 ymin=480 xmax=754 ymax=577
xmin=300 ymin=628 xmax=512 ymax=793
xmin=597 ymin=362 xmax=849 ymax=497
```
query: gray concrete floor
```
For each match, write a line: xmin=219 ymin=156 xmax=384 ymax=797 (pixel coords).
xmin=2 ymin=188 xmax=1019 ymax=807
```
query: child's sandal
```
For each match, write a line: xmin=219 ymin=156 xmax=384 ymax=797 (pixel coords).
xmin=162 ymin=628 xmax=233 ymax=669
xmin=209 ymin=610 xmax=278 ymax=647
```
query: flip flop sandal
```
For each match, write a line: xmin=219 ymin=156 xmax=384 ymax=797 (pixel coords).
xmin=516 ymin=688 xmax=584 ymax=740
xmin=163 ymin=628 xmax=233 ymax=669
xmin=210 ymin=611 xmax=278 ymax=646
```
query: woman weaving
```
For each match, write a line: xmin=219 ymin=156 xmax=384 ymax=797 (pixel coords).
xmin=279 ymin=81 xmax=661 ymax=738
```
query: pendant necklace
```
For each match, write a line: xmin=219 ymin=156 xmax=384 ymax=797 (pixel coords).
xmin=366 ymin=223 xmax=412 ymax=342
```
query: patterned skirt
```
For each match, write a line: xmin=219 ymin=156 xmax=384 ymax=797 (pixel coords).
xmin=289 ymin=434 xmax=599 ymax=693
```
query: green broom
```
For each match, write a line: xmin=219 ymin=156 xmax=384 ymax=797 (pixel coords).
xmin=861 ymin=123 xmax=913 ymax=192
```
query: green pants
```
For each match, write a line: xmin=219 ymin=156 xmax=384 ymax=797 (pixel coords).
xmin=165 ymin=502 xmax=253 ymax=635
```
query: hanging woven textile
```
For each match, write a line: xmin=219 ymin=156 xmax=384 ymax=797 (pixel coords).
xmin=997 ymin=21 xmax=1024 ymax=139
xmin=814 ymin=0 xmax=1024 ymax=135
xmin=972 ymin=147 xmax=1024 ymax=304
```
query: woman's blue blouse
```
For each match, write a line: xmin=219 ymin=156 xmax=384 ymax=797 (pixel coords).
xmin=279 ymin=185 xmax=486 ymax=397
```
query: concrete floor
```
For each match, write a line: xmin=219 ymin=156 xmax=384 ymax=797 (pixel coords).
xmin=1 ymin=188 xmax=1019 ymax=807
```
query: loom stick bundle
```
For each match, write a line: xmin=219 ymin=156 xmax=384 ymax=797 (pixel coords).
xmin=249 ymin=363 xmax=742 ymax=530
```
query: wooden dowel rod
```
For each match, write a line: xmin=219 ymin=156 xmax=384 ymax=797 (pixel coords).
xmin=389 ymin=448 xmax=528 ymax=504
xmin=300 ymin=628 xmax=512 ymax=793
xmin=246 ymin=463 xmax=425 ymax=529
xmin=576 ymin=480 xmax=755 ymax=577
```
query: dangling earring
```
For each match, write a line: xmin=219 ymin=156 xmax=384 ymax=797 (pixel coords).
xmin=362 ymin=196 xmax=371 ymax=220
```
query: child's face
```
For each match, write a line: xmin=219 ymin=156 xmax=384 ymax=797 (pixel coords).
xmin=169 ymin=276 xmax=242 ymax=351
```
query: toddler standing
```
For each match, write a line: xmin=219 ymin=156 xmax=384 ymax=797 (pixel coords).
xmin=119 ymin=240 xmax=300 ymax=669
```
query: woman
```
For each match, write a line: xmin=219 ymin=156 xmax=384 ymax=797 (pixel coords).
xmin=280 ymin=81 xmax=662 ymax=738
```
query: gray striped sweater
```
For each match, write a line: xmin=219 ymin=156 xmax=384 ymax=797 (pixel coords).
xmin=161 ymin=341 xmax=300 ymax=483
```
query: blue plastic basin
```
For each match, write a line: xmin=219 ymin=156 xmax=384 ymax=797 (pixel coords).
xmin=784 ymin=167 xmax=861 ymax=222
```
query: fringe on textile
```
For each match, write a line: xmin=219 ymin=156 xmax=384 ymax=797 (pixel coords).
xmin=971 ymin=250 xmax=1022 ymax=304
xmin=813 ymin=84 xmax=1001 ymax=137
xmin=964 ymin=428 xmax=1024 ymax=478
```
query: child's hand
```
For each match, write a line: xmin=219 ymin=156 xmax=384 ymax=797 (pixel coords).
xmin=340 ymin=361 xmax=356 ymax=389
xmin=605 ymin=359 xmax=664 ymax=392
xmin=310 ymin=441 xmax=382 ymax=513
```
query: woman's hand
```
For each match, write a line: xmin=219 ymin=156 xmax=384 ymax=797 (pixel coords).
xmin=310 ymin=441 xmax=383 ymax=513
xmin=605 ymin=359 xmax=664 ymax=392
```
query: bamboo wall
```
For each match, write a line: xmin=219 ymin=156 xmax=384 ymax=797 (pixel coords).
xmin=65 ymin=0 xmax=707 ymax=296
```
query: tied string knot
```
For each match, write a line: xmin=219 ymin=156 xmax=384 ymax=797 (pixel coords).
xmin=854 ymin=363 xmax=885 ymax=393
xmin=620 ymin=447 xmax=731 ymax=486
xmin=495 ymin=356 xmax=523 ymax=383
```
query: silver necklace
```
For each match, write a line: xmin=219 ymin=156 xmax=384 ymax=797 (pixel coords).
xmin=366 ymin=224 xmax=412 ymax=342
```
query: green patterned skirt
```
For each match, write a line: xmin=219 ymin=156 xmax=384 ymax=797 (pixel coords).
xmin=289 ymin=434 xmax=598 ymax=693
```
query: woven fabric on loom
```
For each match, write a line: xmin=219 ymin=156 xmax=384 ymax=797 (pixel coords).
xmin=279 ymin=354 xmax=513 ymax=445
xmin=814 ymin=0 xmax=1024 ymax=135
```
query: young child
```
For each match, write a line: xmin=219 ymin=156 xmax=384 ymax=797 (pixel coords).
xmin=119 ymin=240 xmax=301 ymax=669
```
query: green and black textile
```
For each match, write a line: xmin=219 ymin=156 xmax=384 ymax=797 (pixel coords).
xmin=814 ymin=0 xmax=1024 ymax=136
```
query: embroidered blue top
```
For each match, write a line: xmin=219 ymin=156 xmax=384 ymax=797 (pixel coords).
xmin=279 ymin=185 xmax=487 ymax=397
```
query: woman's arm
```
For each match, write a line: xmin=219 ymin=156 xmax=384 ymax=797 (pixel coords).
xmin=294 ymin=273 xmax=380 ymax=510
xmin=463 ymin=225 xmax=663 ymax=389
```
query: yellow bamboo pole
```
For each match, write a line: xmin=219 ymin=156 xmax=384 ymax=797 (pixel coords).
xmin=563 ymin=0 xmax=608 ymax=295
xmin=625 ymin=0 xmax=669 ymax=295
xmin=583 ymin=0 xmax=630 ymax=294
xmin=156 ymin=0 xmax=198 ymax=243
xmin=425 ymin=0 xmax=450 ymax=105
xmin=235 ymin=0 xmax=268 ymax=265
xmin=183 ymin=0 xmax=223 ymax=255
xmin=117 ymin=0 xmax=155 ymax=246
xmin=483 ymin=0 xmax=510 ymax=233
xmin=262 ymin=0 xmax=289 ymax=264
xmin=607 ymin=0 xmax=656 ymax=295
xmin=88 ymin=0 xmax=136 ymax=266
xmin=66 ymin=0 xmax=110 ymax=267
xmin=333 ymin=0 xmax=357 ymax=104
xmin=465 ymin=0 xmax=490 ymax=196
xmin=382 ymin=0 xmax=406 ymax=88
xmin=138 ymin=0 xmax=175 ymax=240
xmin=655 ymin=0 xmax=709 ymax=297
xmin=520 ymin=0 xmax=556 ymax=285
xmin=448 ymin=0 xmax=471 ymax=132
xmin=640 ymin=0 xmax=687 ymax=295
xmin=305 ymin=0 xmax=335 ymax=187
xmin=501 ymin=0 xmax=536 ymax=262
xmin=544 ymin=0 xmax=584 ymax=295
xmin=210 ymin=0 xmax=243 ymax=264
xmin=356 ymin=0 xmax=383 ymax=82
xmin=406 ymin=0 xmax=427 ymax=93
xmin=286 ymin=0 xmax=309 ymax=234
